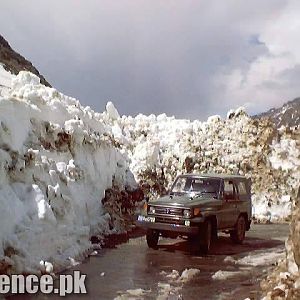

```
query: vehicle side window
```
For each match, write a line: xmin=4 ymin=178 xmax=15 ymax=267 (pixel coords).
xmin=172 ymin=177 xmax=187 ymax=192
xmin=237 ymin=181 xmax=247 ymax=196
xmin=224 ymin=180 xmax=236 ymax=200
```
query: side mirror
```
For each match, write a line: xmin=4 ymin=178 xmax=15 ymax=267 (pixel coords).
xmin=160 ymin=190 xmax=170 ymax=196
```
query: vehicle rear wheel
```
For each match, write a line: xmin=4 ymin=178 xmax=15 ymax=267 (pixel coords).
xmin=146 ymin=229 xmax=159 ymax=249
xmin=230 ymin=215 xmax=246 ymax=244
xmin=199 ymin=219 xmax=212 ymax=254
xmin=212 ymin=221 xmax=218 ymax=241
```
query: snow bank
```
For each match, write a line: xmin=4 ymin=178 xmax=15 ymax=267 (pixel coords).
xmin=0 ymin=71 xmax=137 ymax=274
xmin=237 ymin=248 xmax=285 ymax=267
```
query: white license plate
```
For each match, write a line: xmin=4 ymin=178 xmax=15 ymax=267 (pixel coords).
xmin=184 ymin=220 xmax=190 ymax=227
xmin=138 ymin=215 xmax=155 ymax=223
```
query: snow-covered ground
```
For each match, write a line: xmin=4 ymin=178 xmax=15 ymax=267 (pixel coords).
xmin=0 ymin=69 xmax=299 ymax=274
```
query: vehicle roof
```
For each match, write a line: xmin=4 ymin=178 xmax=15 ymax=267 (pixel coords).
xmin=179 ymin=173 xmax=247 ymax=180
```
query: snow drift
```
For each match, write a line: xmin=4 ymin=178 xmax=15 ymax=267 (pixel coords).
xmin=0 ymin=70 xmax=137 ymax=274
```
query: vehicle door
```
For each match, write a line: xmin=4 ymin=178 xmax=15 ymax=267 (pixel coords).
xmin=220 ymin=179 xmax=239 ymax=228
xmin=236 ymin=180 xmax=251 ymax=219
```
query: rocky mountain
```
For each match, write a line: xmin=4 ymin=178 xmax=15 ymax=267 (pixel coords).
xmin=0 ymin=34 xmax=50 ymax=87
xmin=254 ymin=98 xmax=300 ymax=129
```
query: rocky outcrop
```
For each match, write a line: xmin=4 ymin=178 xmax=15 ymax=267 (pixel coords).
xmin=253 ymin=98 xmax=300 ymax=129
xmin=0 ymin=34 xmax=50 ymax=87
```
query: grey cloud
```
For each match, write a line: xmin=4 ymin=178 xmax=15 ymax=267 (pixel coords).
xmin=0 ymin=0 xmax=291 ymax=119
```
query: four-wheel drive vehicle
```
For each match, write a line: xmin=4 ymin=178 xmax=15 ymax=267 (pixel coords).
xmin=136 ymin=174 xmax=252 ymax=253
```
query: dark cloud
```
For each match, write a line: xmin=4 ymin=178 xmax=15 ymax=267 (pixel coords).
xmin=1 ymin=0 xmax=296 ymax=119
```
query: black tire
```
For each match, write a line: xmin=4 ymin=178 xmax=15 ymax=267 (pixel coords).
xmin=230 ymin=215 xmax=246 ymax=244
xmin=212 ymin=221 xmax=218 ymax=242
xmin=199 ymin=219 xmax=212 ymax=254
xmin=146 ymin=229 xmax=159 ymax=249
xmin=187 ymin=235 xmax=194 ymax=242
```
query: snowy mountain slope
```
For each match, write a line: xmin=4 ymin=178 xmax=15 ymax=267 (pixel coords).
xmin=254 ymin=98 xmax=300 ymax=129
xmin=0 ymin=34 xmax=50 ymax=87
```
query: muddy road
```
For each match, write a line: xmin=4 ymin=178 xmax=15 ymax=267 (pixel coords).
xmin=10 ymin=224 xmax=289 ymax=300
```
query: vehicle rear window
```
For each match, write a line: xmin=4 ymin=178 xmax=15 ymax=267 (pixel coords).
xmin=238 ymin=181 xmax=247 ymax=195
xmin=224 ymin=180 xmax=234 ymax=194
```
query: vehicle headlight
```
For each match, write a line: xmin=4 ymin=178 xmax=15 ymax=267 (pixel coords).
xmin=183 ymin=209 xmax=191 ymax=218
xmin=143 ymin=202 xmax=148 ymax=212
xmin=193 ymin=208 xmax=201 ymax=216
xmin=149 ymin=206 xmax=156 ymax=214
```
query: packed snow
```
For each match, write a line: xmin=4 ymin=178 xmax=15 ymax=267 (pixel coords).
xmin=156 ymin=268 xmax=200 ymax=299
xmin=212 ymin=249 xmax=285 ymax=281
xmin=237 ymin=247 xmax=285 ymax=267
xmin=0 ymin=69 xmax=299 ymax=274
xmin=0 ymin=71 xmax=137 ymax=274
xmin=212 ymin=270 xmax=243 ymax=280
xmin=0 ymin=64 xmax=14 ymax=88
xmin=160 ymin=268 xmax=200 ymax=283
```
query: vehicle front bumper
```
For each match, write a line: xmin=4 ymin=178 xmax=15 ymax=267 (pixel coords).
xmin=136 ymin=215 xmax=199 ymax=235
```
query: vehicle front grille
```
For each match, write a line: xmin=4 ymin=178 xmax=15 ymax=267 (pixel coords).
xmin=153 ymin=206 xmax=183 ymax=216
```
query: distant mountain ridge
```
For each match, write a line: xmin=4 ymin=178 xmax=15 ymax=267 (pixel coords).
xmin=0 ymin=34 xmax=50 ymax=87
xmin=253 ymin=97 xmax=300 ymax=128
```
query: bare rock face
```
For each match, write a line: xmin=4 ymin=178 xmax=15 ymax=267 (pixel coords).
xmin=0 ymin=34 xmax=50 ymax=87
xmin=290 ymin=188 xmax=300 ymax=268
xmin=253 ymin=97 xmax=300 ymax=129
xmin=102 ymin=185 xmax=144 ymax=231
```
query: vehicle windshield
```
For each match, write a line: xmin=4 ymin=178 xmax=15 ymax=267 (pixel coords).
xmin=170 ymin=176 xmax=221 ymax=199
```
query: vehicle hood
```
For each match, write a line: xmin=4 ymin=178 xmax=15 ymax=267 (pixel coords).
xmin=149 ymin=195 xmax=221 ymax=209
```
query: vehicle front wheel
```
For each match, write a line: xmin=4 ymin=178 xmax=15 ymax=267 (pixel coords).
xmin=146 ymin=229 xmax=159 ymax=249
xmin=199 ymin=219 xmax=212 ymax=254
xmin=230 ymin=215 xmax=246 ymax=244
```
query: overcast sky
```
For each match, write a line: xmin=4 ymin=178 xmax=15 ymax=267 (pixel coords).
xmin=1 ymin=0 xmax=300 ymax=119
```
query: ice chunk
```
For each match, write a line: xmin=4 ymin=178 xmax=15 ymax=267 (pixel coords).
xmin=106 ymin=101 xmax=120 ymax=120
